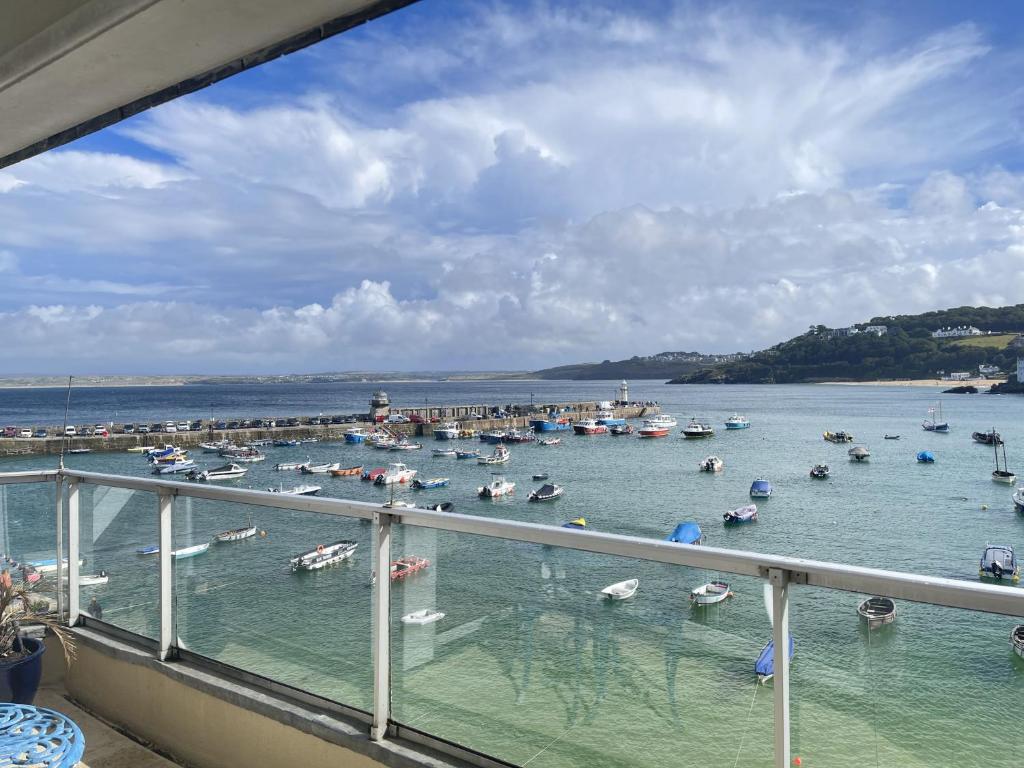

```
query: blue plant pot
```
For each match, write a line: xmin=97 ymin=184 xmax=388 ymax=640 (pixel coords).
xmin=0 ymin=637 xmax=45 ymax=704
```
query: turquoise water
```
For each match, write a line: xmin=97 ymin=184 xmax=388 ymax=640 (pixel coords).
xmin=2 ymin=382 xmax=1024 ymax=767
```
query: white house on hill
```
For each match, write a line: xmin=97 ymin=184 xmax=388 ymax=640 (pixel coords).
xmin=932 ymin=326 xmax=983 ymax=338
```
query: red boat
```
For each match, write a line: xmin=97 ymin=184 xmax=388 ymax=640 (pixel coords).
xmin=638 ymin=424 xmax=670 ymax=438
xmin=362 ymin=467 xmax=387 ymax=482
xmin=572 ymin=419 xmax=608 ymax=435
xmin=390 ymin=556 xmax=430 ymax=581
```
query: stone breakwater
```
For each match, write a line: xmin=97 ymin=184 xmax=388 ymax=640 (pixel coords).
xmin=0 ymin=402 xmax=660 ymax=457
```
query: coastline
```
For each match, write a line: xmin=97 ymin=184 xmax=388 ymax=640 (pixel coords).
xmin=821 ymin=378 xmax=1000 ymax=388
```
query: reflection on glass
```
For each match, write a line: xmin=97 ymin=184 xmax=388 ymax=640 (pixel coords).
xmin=390 ymin=525 xmax=773 ymax=768
xmin=0 ymin=480 xmax=61 ymax=614
xmin=173 ymin=497 xmax=373 ymax=711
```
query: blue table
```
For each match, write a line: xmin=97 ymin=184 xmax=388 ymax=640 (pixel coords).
xmin=0 ymin=703 xmax=84 ymax=767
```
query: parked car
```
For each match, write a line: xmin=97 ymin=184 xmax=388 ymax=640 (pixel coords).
xmin=331 ymin=415 xmax=345 ymax=424
xmin=176 ymin=421 xmax=189 ymax=432
xmin=18 ymin=429 xmax=32 ymax=439
xmin=2 ymin=426 xmax=17 ymax=438
xmin=190 ymin=421 xmax=203 ymax=431
xmin=409 ymin=414 xmax=425 ymax=424
xmin=137 ymin=424 xmax=150 ymax=434
xmin=93 ymin=424 xmax=109 ymax=437
xmin=33 ymin=429 xmax=47 ymax=438
xmin=149 ymin=423 xmax=163 ymax=433
xmin=344 ymin=415 xmax=358 ymax=423
xmin=64 ymin=425 xmax=77 ymax=436
xmin=123 ymin=423 xmax=135 ymax=434
xmin=164 ymin=421 xmax=177 ymax=433
xmin=226 ymin=421 xmax=239 ymax=430
xmin=239 ymin=419 xmax=251 ymax=429
xmin=386 ymin=414 xmax=410 ymax=424
xmin=286 ymin=418 xmax=299 ymax=427
xmin=214 ymin=421 xmax=227 ymax=430
xmin=468 ymin=413 xmax=483 ymax=420
xmin=79 ymin=426 xmax=94 ymax=436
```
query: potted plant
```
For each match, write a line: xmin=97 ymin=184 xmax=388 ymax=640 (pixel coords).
xmin=0 ymin=568 xmax=74 ymax=703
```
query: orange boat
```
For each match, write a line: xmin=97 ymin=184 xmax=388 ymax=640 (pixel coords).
xmin=330 ymin=466 xmax=363 ymax=477
xmin=390 ymin=556 xmax=430 ymax=581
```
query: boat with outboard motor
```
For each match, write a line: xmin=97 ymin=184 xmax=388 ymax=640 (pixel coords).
xmin=412 ymin=477 xmax=450 ymax=490
xmin=609 ymin=424 xmax=634 ymax=436
xmin=528 ymin=483 xmax=563 ymax=502
xmin=189 ymin=462 xmax=247 ymax=481
xmin=329 ymin=466 xmax=363 ymax=477
xmin=538 ymin=437 xmax=562 ymax=445
xmin=980 ymin=544 xmax=1020 ymax=582
xmin=434 ymin=422 xmax=461 ymax=440
xmin=290 ymin=540 xmax=357 ymax=571
xmin=848 ymin=446 xmax=870 ymax=462
xmin=1012 ymin=625 xmax=1024 ymax=659
xmin=723 ymin=504 xmax=757 ymax=525
xmin=823 ymin=431 xmax=853 ymax=443
xmin=402 ymin=609 xmax=445 ymax=625
xmin=699 ymin=456 xmax=723 ymax=472
xmin=152 ymin=460 xmax=196 ymax=475
xmin=638 ymin=419 xmax=670 ymax=438
xmin=302 ymin=462 xmax=340 ymax=474
xmin=375 ymin=463 xmax=417 ymax=485
xmin=478 ymin=474 xmax=515 ymax=498
xmin=478 ymin=445 xmax=510 ymax=465
xmin=268 ymin=484 xmax=321 ymax=496
xmin=749 ymin=478 xmax=772 ymax=498
xmin=809 ymin=464 xmax=829 ymax=479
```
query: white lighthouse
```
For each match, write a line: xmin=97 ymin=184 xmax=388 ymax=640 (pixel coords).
xmin=618 ymin=380 xmax=629 ymax=404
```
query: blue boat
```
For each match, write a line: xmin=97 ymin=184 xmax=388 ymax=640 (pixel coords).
xmin=274 ymin=439 xmax=299 ymax=447
xmin=529 ymin=419 xmax=571 ymax=432
xmin=344 ymin=429 xmax=368 ymax=443
xmin=665 ymin=522 xmax=704 ymax=545
xmin=455 ymin=450 xmax=480 ymax=459
xmin=136 ymin=545 xmax=159 ymax=555
xmin=755 ymin=635 xmax=795 ymax=683
xmin=596 ymin=413 xmax=626 ymax=427
xmin=750 ymin=479 xmax=772 ymax=498
xmin=412 ymin=477 xmax=450 ymax=490
xmin=916 ymin=450 xmax=935 ymax=463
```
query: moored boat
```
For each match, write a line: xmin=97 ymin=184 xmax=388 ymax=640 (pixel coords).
xmin=290 ymin=540 xmax=357 ymax=571
xmin=690 ymin=581 xmax=732 ymax=606
xmin=572 ymin=418 xmax=608 ymax=436
xmin=682 ymin=418 xmax=714 ymax=438
xmin=390 ymin=556 xmax=429 ymax=580
xmin=273 ymin=439 xmax=299 ymax=447
xmin=857 ymin=596 xmax=897 ymax=629
xmin=432 ymin=447 xmax=457 ymax=457
xmin=1013 ymin=486 xmax=1024 ymax=513
xmin=478 ymin=474 xmax=515 ymax=498
xmin=401 ymin=609 xmax=445 ymax=625
xmin=478 ymin=445 xmax=510 ymax=465
xmin=666 ymin=522 xmax=704 ymax=545
xmin=434 ymin=422 xmax=461 ymax=440
xmin=595 ymin=410 xmax=626 ymax=427
xmin=189 ymin=462 xmax=247 ymax=481
xmin=562 ymin=517 xmax=587 ymax=529
xmin=699 ymin=455 xmax=723 ymax=472
xmin=302 ymin=462 xmax=341 ymax=474
xmin=973 ymin=429 xmax=1002 ymax=445
xmin=755 ymin=635 xmax=795 ymax=684
xmin=152 ymin=459 xmax=196 ymax=475
xmin=723 ymin=504 xmax=757 ymax=525
xmin=529 ymin=417 xmax=571 ymax=432
xmin=916 ymin=451 xmax=935 ymax=463
xmin=601 ymin=578 xmax=638 ymax=600
xmin=328 ymin=466 xmax=363 ymax=477
xmin=809 ymin=464 xmax=830 ymax=479
xmin=220 ymin=446 xmax=265 ymax=462
xmin=173 ymin=542 xmax=210 ymax=560
xmin=375 ymin=463 xmax=417 ymax=485
xmin=992 ymin=437 xmax=1015 ymax=484
xmin=538 ymin=437 xmax=562 ymax=445
xmin=344 ymin=428 xmax=369 ymax=443
xmin=275 ymin=461 xmax=306 ymax=471
xmin=528 ymin=483 xmax=563 ymax=502
xmin=215 ymin=524 xmax=258 ymax=543
xmin=609 ymin=424 xmax=634 ymax=436
xmin=647 ymin=414 xmax=677 ymax=429
xmin=725 ymin=415 xmax=750 ymax=429
xmin=749 ymin=478 xmax=772 ymax=498
xmin=823 ymin=431 xmax=853 ymax=443
xmin=884 ymin=434 xmax=900 ymax=440
xmin=980 ymin=544 xmax=1020 ymax=582
xmin=848 ymin=446 xmax=870 ymax=462
xmin=1011 ymin=625 xmax=1024 ymax=659
xmin=362 ymin=467 xmax=387 ymax=482
xmin=412 ymin=477 xmax=450 ymax=490
xmin=455 ymin=449 xmax=480 ymax=459
xmin=638 ymin=420 xmax=670 ymax=438
xmin=268 ymin=484 xmax=321 ymax=496
xmin=922 ymin=403 xmax=949 ymax=432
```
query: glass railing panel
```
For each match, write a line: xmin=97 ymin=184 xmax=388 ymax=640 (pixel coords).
xmin=172 ymin=495 xmax=373 ymax=712
xmin=0 ymin=478 xmax=61 ymax=611
xmin=77 ymin=484 xmax=159 ymax=638
xmin=789 ymin=586 xmax=1024 ymax=768
xmin=389 ymin=524 xmax=774 ymax=768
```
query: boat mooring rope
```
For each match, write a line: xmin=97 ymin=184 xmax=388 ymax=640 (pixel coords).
xmin=867 ymin=626 xmax=880 ymax=767
xmin=731 ymin=681 xmax=760 ymax=768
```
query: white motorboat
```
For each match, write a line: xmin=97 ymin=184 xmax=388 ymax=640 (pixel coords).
xmin=690 ymin=581 xmax=733 ymax=606
xmin=375 ymin=463 xmax=417 ymax=485
xmin=221 ymin=446 xmax=265 ymax=463
xmin=857 ymin=596 xmax=897 ymax=629
xmin=274 ymin=461 xmax=307 ymax=471
xmin=432 ymin=448 xmax=457 ymax=457
xmin=725 ymin=415 xmax=750 ymax=429
xmin=478 ymin=445 xmax=510 ymax=465
xmin=401 ymin=609 xmax=446 ymax=625
xmin=172 ymin=542 xmax=210 ymax=560
xmin=601 ymin=579 xmax=638 ymax=600
xmin=647 ymin=414 xmax=677 ymax=429
xmin=215 ymin=513 xmax=258 ymax=543
xmin=290 ymin=540 xmax=358 ymax=571
xmin=538 ymin=438 xmax=561 ymax=446
xmin=434 ymin=422 xmax=461 ymax=440
xmin=1014 ymin=486 xmax=1024 ymax=513
xmin=62 ymin=571 xmax=108 ymax=586
xmin=268 ymin=484 xmax=322 ymax=496
xmin=478 ymin=474 xmax=515 ymax=498
xmin=699 ymin=456 xmax=723 ymax=472
xmin=1012 ymin=625 xmax=1024 ymax=659
xmin=199 ymin=440 xmax=229 ymax=452
xmin=192 ymin=462 xmax=247 ymax=481
xmin=302 ymin=462 xmax=341 ymax=474
xmin=25 ymin=557 xmax=84 ymax=574
xmin=723 ymin=504 xmax=758 ymax=525
xmin=152 ymin=460 xmax=196 ymax=475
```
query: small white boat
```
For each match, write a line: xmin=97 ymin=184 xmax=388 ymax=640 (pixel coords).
xmin=152 ymin=460 xmax=196 ymax=475
xmin=478 ymin=445 xmax=510 ymax=465
xmin=432 ymin=448 xmax=457 ymax=457
xmin=215 ymin=513 xmax=258 ymax=542
xmin=274 ymin=461 xmax=306 ymax=471
xmin=699 ymin=456 xmax=723 ymax=472
xmin=690 ymin=581 xmax=733 ymax=606
xmin=478 ymin=474 xmax=515 ymax=498
xmin=646 ymin=414 xmax=677 ymax=429
xmin=192 ymin=462 xmax=247 ymax=481
xmin=725 ymin=415 xmax=750 ymax=429
xmin=723 ymin=504 xmax=757 ymax=525
xmin=401 ymin=609 xmax=446 ymax=625
xmin=302 ymin=462 xmax=340 ymax=474
xmin=61 ymin=571 xmax=108 ymax=586
xmin=1014 ymin=486 xmax=1024 ymax=513
xmin=1011 ymin=625 xmax=1024 ymax=659
xmin=268 ymin=484 xmax=322 ymax=496
xmin=290 ymin=540 xmax=358 ymax=571
xmin=374 ymin=462 xmax=417 ymax=485
xmin=172 ymin=542 xmax=210 ymax=560
xmin=538 ymin=438 xmax=561 ymax=446
xmin=601 ymin=579 xmax=638 ymax=600
xmin=857 ymin=596 xmax=897 ymax=629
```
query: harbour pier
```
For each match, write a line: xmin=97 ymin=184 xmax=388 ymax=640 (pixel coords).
xmin=0 ymin=399 xmax=660 ymax=457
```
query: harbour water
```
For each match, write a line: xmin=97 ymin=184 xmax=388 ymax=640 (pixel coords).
xmin=2 ymin=381 xmax=1024 ymax=767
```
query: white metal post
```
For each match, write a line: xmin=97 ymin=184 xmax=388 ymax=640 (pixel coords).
xmin=371 ymin=510 xmax=392 ymax=741
xmin=158 ymin=490 xmax=174 ymax=661
xmin=67 ymin=479 xmax=80 ymax=625
xmin=54 ymin=475 xmax=64 ymax=619
xmin=770 ymin=569 xmax=791 ymax=768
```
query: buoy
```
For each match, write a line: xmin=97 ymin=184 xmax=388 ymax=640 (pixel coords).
xmin=982 ymin=504 xmax=989 ymax=510
xmin=259 ymin=530 xmax=267 ymax=537
xmin=793 ymin=758 xmax=802 ymax=767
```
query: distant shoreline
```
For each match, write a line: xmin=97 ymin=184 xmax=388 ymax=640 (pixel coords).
xmin=821 ymin=378 xmax=1000 ymax=388
xmin=0 ymin=377 xmax=544 ymax=390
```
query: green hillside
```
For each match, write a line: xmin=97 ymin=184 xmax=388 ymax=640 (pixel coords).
xmin=531 ymin=352 xmax=731 ymax=381
xmin=670 ymin=305 xmax=1024 ymax=384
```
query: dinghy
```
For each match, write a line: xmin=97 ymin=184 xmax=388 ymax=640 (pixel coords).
xmin=980 ymin=544 xmax=1020 ymax=582
xmin=532 ymin=473 xmax=549 ymax=481
xmin=601 ymin=578 xmax=638 ymax=600
xmin=666 ymin=522 xmax=704 ymax=545
xmin=80 ymin=572 xmax=109 ymax=586
xmin=401 ymin=609 xmax=445 ymax=625
xmin=421 ymin=502 xmax=456 ymax=513
xmin=455 ymin=450 xmax=480 ymax=459
xmin=275 ymin=461 xmax=306 ymax=471
xmin=432 ymin=448 xmax=457 ymax=457
xmin=268 ymin=484 xmax=321 ymax=496
xmin=528 ymin=483 xmax=564 ymax=502
xmin=690 ymin=581 xmax=732 ymax=606
xmin=883 ymin=434 xmax=900 ymax=440
xmin=329 ymin=466 xmax=363 ymax=477
xmin=1011 ymin=625 xmax=1024 ymax=659
xmin=215 ymin=512 xmax=258 ymax=543
xmin=755 ymin=635 xmax=795 ymax=684
xmin=302 ymin=462 xmax=341 ymax=475
xmin=538 ymin=438 xmax=562 ymax=445
xmin=723 ymin=504 xmax=757 ymax=525
xmin=173 ymin=542 xmax=210 ymax=560
xmin=412 ymin=477 xmax=450 ymax=490
xmin=857 ymin=596 xmax=897 ymax=629
xmin=136 ymin=545 xmax=159 ymax=556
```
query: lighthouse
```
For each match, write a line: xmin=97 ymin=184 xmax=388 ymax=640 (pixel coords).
xmin=369 ymin=390 xmax=390 ymax=422
xmin=618 ymin=380 xmax=629 ymax=405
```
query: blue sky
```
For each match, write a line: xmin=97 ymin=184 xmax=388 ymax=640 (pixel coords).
xmin=2 ymin=0 xmax=1024 ymax=374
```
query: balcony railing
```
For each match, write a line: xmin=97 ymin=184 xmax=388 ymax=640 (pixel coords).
xmin=3 ymin=467 xmax=1024 ymax=768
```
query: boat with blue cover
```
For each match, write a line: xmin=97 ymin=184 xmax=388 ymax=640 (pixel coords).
xmin=666 ymin=522 xmax=705 ymax=545
xmin=755 ymin=635 xmax=795 ymax=683
xmin=529 ymin=418 xmax=571 ymax=432
xmin=916 ymin=450 xmax=935 ymax=463
xmin=749 ymin=478 xmax=772 ymax=498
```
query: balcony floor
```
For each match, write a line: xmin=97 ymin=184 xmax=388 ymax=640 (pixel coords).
xmin=36 ymin=685 xmax=180 ymax=768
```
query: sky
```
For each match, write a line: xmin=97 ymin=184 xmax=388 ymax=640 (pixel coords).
xmin=2 ymin=0 xmax=1024 ymax=374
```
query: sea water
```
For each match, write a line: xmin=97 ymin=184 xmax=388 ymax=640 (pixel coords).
xmin=2 ymin=382 xmax=1023 ymax=768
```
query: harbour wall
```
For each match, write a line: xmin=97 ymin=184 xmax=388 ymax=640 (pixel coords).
xmin=0 ymin=402 xmax=660 ymax=457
